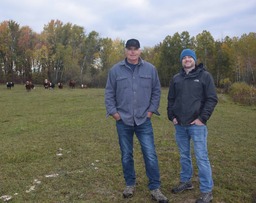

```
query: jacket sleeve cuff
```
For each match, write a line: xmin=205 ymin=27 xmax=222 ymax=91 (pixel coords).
xmin=153 ymin=110 xmax=160 ymax=116
xmin=148 ymin=108 xmax=160 ymax=116
xmin=106 ymin=108 xmax=117 ymax=118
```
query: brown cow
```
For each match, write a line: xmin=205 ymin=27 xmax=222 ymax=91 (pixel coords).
xmin=58 ymin=82 xmax=63 ymax=89
xmin=44 ymin=79 xmax=55 ymax=89
xmin=69 ymin=80 xmax=76 ymax=89
xmin=25 ymin=81 xmax=34 ymax=91
xmin=44 ymin=79 xmax=50 ymax=89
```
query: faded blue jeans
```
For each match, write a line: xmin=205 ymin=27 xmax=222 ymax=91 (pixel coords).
xmin=174 ymin=124 xmax=213 ymax=193
xmin=116 ymin=118 xmax=161 ymax=190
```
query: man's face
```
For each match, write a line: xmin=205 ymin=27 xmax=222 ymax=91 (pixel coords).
xmin=125 ymin=47 xmax=141 ymax=64
xmin=182 ymin=56 xmax=196 ymax=69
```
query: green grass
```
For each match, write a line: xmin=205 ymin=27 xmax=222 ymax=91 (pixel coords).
xmin=0 ymin=85 xmax=255 ymax=203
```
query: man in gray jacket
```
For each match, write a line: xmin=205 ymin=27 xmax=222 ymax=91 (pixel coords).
xmin=167 ymin=49 xmax=218 ymax=203
xmin=105 ymin=39 xmax=168 ymax=203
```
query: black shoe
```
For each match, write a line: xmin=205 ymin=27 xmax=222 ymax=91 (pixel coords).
xmin=171 ymin=181 xmax=194 ymax=194
xmin=195 ymin=192 xmax=213 ymax=203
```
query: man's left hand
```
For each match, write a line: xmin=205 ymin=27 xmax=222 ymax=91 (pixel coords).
xmin=190 ymin=118 xmax=204 ymax=125
xmin=147 ymin=112 xmax=153 ymax=118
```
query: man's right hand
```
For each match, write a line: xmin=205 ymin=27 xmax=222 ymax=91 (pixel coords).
xmin=112 ymin=113 xmax=121 ymax=121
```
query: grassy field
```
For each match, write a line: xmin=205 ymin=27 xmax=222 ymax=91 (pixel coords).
xmin=0 ymin=85 xmax=255 ymax=203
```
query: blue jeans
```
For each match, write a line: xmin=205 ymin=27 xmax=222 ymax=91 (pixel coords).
xmin=175 ymin=124 xmax=213 ymax=193
xmin=116 ymin=118 xmax=160 ymax=190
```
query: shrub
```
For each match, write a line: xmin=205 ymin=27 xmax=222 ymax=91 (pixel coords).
xmin=229 ymin=82 xmax=256 ymax=105
xmin=219 ymin=78 xmax=232 ymax=93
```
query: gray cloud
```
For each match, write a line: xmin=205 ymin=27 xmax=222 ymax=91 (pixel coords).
xmin=1 ymin=0 xmax=255 ymax=47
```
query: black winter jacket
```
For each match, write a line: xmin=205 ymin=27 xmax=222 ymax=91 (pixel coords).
xmin=167 ymin=63 xmax=218 ymax=125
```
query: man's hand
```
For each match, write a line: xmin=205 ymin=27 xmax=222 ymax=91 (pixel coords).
xmin=173 ymin=118 xmax=178 ymax=125
xmin=190 ymin=118 xmax=204 ymax=125
xmin=112 ymin=113 xmax=121 ymax=121
xmin=147 ymin=112 xmax=153 ymax=118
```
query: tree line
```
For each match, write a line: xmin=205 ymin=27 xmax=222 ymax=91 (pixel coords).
xmin=0 ymin=19 xmax=255 ymax=87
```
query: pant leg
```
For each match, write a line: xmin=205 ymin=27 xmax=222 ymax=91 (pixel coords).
xmin=175 ymin=125 xmax=193 ymax=182
xmin=189 ymin=125 xmax=213 ymax=192
xmin=135 ymin=118 xmax=161 ymax=190
xmin=116 ymin=120 xmax=136 ymax=186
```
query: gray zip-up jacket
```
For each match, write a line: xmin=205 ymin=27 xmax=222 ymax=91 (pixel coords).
xmin=167 ymin=63 xmax=218 ymax=125
xmin=105 ymin=58 xmax=161 ymax=126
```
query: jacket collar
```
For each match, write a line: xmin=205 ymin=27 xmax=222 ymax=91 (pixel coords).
xmin=120 ymin=57 xmax=144 ymax=66
xmin=180 ymin=63 xmax=205 ymax=77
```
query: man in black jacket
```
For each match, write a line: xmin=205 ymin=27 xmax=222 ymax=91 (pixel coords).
xmin=167 ymin=49 xmax=218 ymax=203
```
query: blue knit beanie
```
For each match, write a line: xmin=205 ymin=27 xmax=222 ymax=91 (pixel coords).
xmin=180 ymin=49 xmax=197 ymax=62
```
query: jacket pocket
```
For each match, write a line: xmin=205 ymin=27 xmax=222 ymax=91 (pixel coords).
xmin=116 ymin=76 xmax=129 ymax=89
xmin=139 ymin=74 xmax=152 ymax=88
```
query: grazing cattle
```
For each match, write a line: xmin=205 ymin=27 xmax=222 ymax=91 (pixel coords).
xmin=25 ymin=81 xmax=34 ymax=91
xmin=44 ymin=79 xmax=55 ymax=89
xmin=69 ymin=80 xmax=76 ymax=89
xmin=81 ymin=84 xmax=87 ymax=89
xmin=6 ymin=82 xmax=14 ymax=89
xmin=49 ymin=82 xmax=55 ymax=89
xmin=44 ymin=79 xmax=50 ymax=89
xmin=58 ymin=82 xmax=63 ymax=89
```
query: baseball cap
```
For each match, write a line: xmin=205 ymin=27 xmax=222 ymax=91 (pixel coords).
xmin=125 ymin=39 xmax=140 ymax=49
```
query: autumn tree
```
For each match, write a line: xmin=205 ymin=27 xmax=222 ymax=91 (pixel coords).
xmin=81 ymin=31 xmax=101 ymax=86
xmin=214 ymin=37 xmax=234 ymax=86
xmin=234 ymin=33 xmax=256 ymax=85
xmin=0 ymin=20 xmax=20 ymax=82
xmin=16 ymin=26 xmax=37 ymax=82
xmin=157 ymin=31 xmax=195 ymax=86
xmin=0 ymin=21 xmax=10 ymax=82
xmin=98 ymin=38 xmax=124 ymax=87
xmin=195 ymin=30 xmax=215 ymax=76
xmin=0 ymin=20 xmax=255 ymax=88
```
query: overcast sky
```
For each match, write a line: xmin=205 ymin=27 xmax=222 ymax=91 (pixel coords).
xmin=1 ymin=0 xmax=256 ymax=47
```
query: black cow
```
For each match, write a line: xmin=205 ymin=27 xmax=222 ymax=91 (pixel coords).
xmin=49 ymin=82 xmax=55 ymax=89
xmin=6 ymin=82 xmax=14 ymax=89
